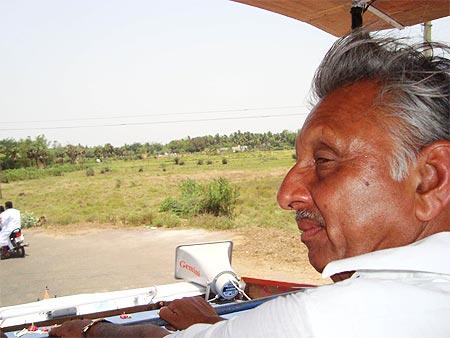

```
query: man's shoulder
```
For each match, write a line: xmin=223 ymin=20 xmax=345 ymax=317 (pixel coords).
xmin=302 ymin=271 xmax=450 ymax=315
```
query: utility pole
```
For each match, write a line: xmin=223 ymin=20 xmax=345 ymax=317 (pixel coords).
xmin=423 ymin=21 xmax=432 ymax=57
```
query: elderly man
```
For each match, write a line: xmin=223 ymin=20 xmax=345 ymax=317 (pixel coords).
xmin=43 ymin=32 xmax=449 ymax=338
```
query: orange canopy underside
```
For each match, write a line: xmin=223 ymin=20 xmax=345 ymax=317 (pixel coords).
xmin=233 ymin=0 xmax=450 ymax=36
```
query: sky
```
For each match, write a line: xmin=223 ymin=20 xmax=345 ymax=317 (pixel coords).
xmin=0 ymin=1 xmax=449 ymax=147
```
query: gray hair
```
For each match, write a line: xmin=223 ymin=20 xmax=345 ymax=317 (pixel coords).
xmin=311 ymin=31 xmax=450 ymax=181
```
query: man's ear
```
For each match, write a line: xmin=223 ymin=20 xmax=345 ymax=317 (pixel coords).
xmin=414 ymin=141 xmax=450 ymax=221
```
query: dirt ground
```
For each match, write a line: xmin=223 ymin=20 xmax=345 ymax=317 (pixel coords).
xmin=0 ymin=225 xmax=329 ymax=307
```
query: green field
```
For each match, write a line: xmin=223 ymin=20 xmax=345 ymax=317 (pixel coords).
xmin=0 ymin=150 xmax=298 ymax=232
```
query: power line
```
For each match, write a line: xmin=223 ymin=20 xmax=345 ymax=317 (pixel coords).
xmin=0 ymin=112 xmax=310 ymax=131
xmin=1 ymin=105 xmax=307 ymax=124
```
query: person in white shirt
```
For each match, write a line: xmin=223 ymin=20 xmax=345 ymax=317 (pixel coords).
xmin=0 ymin=201 xmax=21 ymax=258
xmin=48 ymin=32 xmax=450 ymax=338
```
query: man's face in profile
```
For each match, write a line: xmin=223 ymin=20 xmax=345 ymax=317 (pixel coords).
xmin=278 ymin=80 xmax=421 ymax=272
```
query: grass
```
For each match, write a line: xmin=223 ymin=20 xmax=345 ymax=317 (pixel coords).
xmin=0 ymin=150 xmax=297 ymax=232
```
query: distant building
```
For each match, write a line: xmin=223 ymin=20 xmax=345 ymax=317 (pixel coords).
xmin=232 ymin=145 xmax=248 ymax=153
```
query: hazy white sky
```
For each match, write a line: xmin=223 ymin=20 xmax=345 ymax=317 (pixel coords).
xmin=0 ymin=1 xmax=448 ymax=146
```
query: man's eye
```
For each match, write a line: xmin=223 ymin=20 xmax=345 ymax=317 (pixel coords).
xmin=315 ymin=157 xmax=332 ymax=164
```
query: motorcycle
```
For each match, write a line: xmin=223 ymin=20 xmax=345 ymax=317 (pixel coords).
xmin=1 ymin=228 xmax=28 ymax=259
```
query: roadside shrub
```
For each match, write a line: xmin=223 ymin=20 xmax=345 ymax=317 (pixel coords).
xmin=197 ymin=159 xmax=204 ymax=165
xmin=138 ymin=167 xmax=144 ymax=172
xmin=21 ymin=212 xmax=38 ymax=228
xmin=86 ymin=168 xmax=95 ymax=176
xmin=206 ymin=160 xmax=213 ymax=165
xmin=178 ymin=160 xmax=185 ymax=166
xmin=222 ymin=158 xmax=228 ymax=165
xmin=160 ymin=177 xmax=238 ymax=218
xmin=201 ymin=177 xmax=239 ymax=216
xmin=160 ymin=197 xmax=183 ymax=215
xmin=292 ymin=153 xmax=297 ymax=160
xmin=174 ymin=157 xmax=180 ymax=165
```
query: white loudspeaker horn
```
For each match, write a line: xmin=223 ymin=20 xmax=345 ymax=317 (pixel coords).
xmin=175 ymin=241 xmax=239 ymax=300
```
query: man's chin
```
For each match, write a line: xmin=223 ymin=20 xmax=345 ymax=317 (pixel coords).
xmin=308 ymin=252 xmax=328 ymax=273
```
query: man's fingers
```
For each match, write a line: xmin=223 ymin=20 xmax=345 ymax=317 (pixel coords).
xmin=160 ymin=306 xmax=176 ymax=319
xmin=49 ymin=324 xmax=62 ymax=337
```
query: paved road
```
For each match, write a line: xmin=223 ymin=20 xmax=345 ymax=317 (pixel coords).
xmin=0 ymin=227 xmax=229 ymax=307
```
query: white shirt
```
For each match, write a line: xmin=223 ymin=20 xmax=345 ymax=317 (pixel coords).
xmin=0 ymin=208 xmax=21 ymax=247
xmin=168 ymin=232 xmax=450 ymax=338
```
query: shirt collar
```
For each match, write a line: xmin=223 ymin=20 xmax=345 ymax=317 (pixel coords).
xmin=322 ymin=231 xmax=450 ymax=278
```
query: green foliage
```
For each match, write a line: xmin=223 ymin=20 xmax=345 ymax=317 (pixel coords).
xmin=292 ymin=153 xmax=297 ymax=160
xmin=206 ymin=160 xmax=213 ymax=165
xmin=0 ymin=130 xmax=297 ymax=174
xmin=178 ymin=159 xmax=185 ymax=166
xmin=160 ymin=178 xmax=238 ymax=218
xmin=160 ymin=197 xmax=183 ymax=214
xmin=222 ymin=158 xmax=228 ymax=164
xmin=51 ymin=168 xmax=64 ymax=176
xmin=202 ymin=177 xmax=239 ymax=216
xmin=197 ymin=159 xmax=204 ymax=165
xmin=21 ymin=212 xmax=38 ymax=228
xmin=2 ymin=164 xmax=85 ymax=182
xmin=86 ymin=167 xmax=95 ymax=176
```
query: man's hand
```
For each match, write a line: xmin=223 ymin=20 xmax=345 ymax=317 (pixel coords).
xmin=159 ymin=296 xmax=224 ymax=330
xmin=49 ymin=319 xmax=90 ymax=338
xmin=49 ymin=319 xmax=169 ymax=338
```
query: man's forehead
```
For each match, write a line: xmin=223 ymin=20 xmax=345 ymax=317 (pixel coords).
xmin=297 ymin=80 xmax=387 ymax=148
xmin=310 ymin=80 xmax=382 ymax=124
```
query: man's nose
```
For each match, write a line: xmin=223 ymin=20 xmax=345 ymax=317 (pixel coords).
xmin=277 ymin=166 xmax=313 ymax=210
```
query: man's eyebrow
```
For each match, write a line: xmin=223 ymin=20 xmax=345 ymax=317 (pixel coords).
xmin=316 ymin=140 xmax=339 ymax=153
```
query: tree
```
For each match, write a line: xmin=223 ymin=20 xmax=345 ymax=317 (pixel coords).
xmin=65 ymin=144 xmax=85 ymax=164
xmin=25 ymin=135 xmax=50 ymax=168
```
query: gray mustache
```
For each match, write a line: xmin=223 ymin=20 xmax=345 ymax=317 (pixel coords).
xmin=295 ymin=210 xmax=325 ymax=227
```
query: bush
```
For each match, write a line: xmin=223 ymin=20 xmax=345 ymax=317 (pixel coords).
xmin=160 ymin=197 xmax=183 ymax=215
xmin=174 ymin=157 xmax=180 ymax=165
xmin=86 ymin=168 xmax=95 ymax=176
xmin=21 ymin=212 xmax=38 ymax=228
xmin=206 ymin=160 xmax=213 ymax=165
xmin=197 ymin=159 xmax=204 ymax=165
xmin=159 ymin=178 xmax=238 ymax=218
xmin=222 ymin=158 xmax=228 ymax=165
xmin=178 ymin=160 xmax=185 ymax=166
xmin=292 ymin=153 xmax=297 ymax=160
xmin=201 ymin=177 xmax=239 ymax=217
